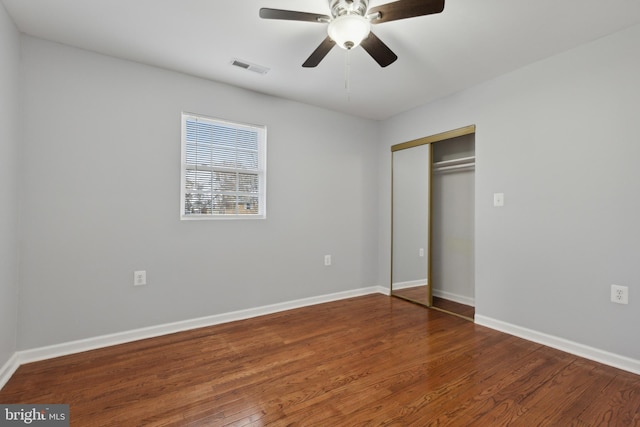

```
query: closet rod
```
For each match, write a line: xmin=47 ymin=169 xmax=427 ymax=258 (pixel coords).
xmin=432 ymin=156 xmax=475 ymax=168
xmin=433 ymin=163 xmax=475 ymax=173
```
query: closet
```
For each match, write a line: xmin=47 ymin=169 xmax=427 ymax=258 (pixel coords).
xmin=391 ymin=125 xmax=475 ymax=320
xmin=431 ymin=133 xmax=475 ymax=318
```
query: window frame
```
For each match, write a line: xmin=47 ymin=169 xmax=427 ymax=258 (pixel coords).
xmin=180 ymin=112 xmax=267 ymax=220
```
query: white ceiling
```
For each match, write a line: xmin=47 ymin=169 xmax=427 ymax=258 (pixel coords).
xmin=4 ymin=0 xmax=640 ymax=120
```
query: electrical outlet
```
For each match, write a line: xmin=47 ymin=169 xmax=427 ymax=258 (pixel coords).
xmin=324 ymin=255 xmax=332 ymax=266
xmin=610 ymin=285 xmax=628 ymax=304
xmin=134 ymin=270 xmax=147 ymax=286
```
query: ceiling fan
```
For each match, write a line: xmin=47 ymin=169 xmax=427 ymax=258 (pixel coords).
xmin=259 ymin=0 xmax=445 ymax=68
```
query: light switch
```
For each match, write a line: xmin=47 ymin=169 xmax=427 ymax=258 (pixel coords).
xmin=493 ymin=193 xmax=504 ymax=207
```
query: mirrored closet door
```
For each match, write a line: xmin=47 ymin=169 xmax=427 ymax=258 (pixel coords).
xmin=391 ymin=143 xmax=431 ymax=306
xmin=390 ymin=125 xmax=476 ymax=320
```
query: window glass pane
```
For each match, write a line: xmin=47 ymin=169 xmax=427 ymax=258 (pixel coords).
xmin=184 ymin=193 xmax=212 ymax=215
xmin=213 ymin=171 xmax=237 ymax=192
xmin=213 ymin=126 xmax=237 ymax=148
xmin=185 ymin=143 xmax=198 ymax=165
xmin=185 ymin=119 xmax=198 ymax=141
xmin=196 ymin=121 xmax=214 ymax=145
xmin=212 ymin=194 xmax=237 ymax=214
xmin=185 ymin=170 xmax=212 ymax=193
xmin=194 ymin=144 xmax=213 ymax=167
xmin=212 ymin=146 xmax=236 ymax=168
xmin=236 ymin=129 xmax=258 ymax=151
xmin=237 ymin=150 xmax=258 ymax=170
xmin=238 ymin=195 xmax=259 ymax=214
xmin=238 ymin=173 xmax=258 ymax=193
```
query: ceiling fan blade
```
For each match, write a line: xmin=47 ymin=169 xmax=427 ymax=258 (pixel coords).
xmin=259 ymin=8 xmax=330 ymax=23
xmin=302 ymin=37 xmax=336 ymax=68
xmin=368 ymin=0 xmax=445 ymax=24
xmin=360 ymin=32 xmax=398 ymax=67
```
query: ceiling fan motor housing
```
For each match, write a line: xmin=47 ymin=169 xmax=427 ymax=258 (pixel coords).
xmin=328 ymin=0 xmax=371 ymax=49
xmin=330 ymin=0 xmax=369 ymax=18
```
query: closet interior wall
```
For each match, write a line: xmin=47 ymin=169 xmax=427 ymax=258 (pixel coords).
xmin=431 ymin=134 xmax=476 ymax=310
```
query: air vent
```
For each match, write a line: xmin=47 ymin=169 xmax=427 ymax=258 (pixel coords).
xmin=231 ymin=59 xmax=270 ymax=75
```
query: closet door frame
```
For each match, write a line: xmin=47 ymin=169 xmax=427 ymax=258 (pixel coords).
xmin=390 ymin=124 xmax=475 ymax=318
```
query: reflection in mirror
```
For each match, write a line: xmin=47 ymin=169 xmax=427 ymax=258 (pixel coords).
xmin=391 ymin=144 xmax=430 ymax=306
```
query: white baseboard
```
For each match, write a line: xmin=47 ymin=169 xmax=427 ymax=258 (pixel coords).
xmin=432 ymin=289 xmax=475 ymax=306
xmin=392 ymin=280 xmax=426 ymax=290
xmin=377 ymin=285 xmax=391 ymax=296
xmin=475 ymin=315 xmax=640 ymax=376
xmin=0 ymin=352 xmax=20 ymax=391
xmin=10 ymin=286 xmax=388 ymax=374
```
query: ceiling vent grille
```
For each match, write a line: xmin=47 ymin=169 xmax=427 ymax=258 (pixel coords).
xmin=231 ymin=59 xmax=270 ymax=75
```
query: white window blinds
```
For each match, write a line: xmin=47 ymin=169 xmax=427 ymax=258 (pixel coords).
xmin=181 ymin=113 xmax=266 ymax=219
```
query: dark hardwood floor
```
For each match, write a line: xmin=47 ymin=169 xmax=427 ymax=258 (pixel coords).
xmin=392 ymin=285 xmax=430 ymax=305
xmin=432 ymin=296 xmax=475 ymax=319
xmin=392 ymin=285 xmax=475 ymax=319
xmin=1 ymin=294 xmax=638 ymax=426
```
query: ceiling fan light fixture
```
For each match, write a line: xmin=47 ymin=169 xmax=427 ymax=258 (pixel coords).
xmin=327 ymin=14 xmax=370 ymax=50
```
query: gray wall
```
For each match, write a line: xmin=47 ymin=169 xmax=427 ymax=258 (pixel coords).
xmin=0 ymin=4 xmax=20 ymax=368
xmin=379 ymin=24 xmax=640 ymax=359
xmin=17 ymin=37 xmax=380 ymax=349
xmin=432 ymin=169 xmax=475 ymax=303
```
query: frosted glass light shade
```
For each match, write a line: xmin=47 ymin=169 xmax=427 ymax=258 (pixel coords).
xmin=327 ymin=15 xmax=370 ymax=50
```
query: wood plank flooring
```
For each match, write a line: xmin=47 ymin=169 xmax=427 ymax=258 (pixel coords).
xmin=392 ymin=285 xmax=475 ymax=318
xmin=432 ymin=296 xmax=475 ymax=319
xmin=1 ymin=294 xmax=638 ymax=426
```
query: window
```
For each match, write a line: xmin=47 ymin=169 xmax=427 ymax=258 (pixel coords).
xmin=181 ymin=113 xmax=266 ymax=219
